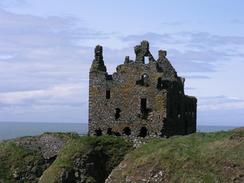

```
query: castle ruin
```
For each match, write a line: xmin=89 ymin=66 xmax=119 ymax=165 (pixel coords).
xmin=89 ymin=41 xmax=197 ymax=137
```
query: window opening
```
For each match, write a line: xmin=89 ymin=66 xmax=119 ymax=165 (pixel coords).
xmin=139 ymin=127 xmax=148 ymax=137
xmin=107 ymin=128 xmax=112 ymax=135
xmin=95 ymin=128 xmax=102 ymax=136
xmin=123 ymin=127 xmax=131 ymax=136
xmin=106 ymin=90 xmax=110 ymax=99
xmin=115 ymin=108 xmax=121 ymax=120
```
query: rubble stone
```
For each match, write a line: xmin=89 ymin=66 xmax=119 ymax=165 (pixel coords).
xmin=89 ymin=40 xmax=197 ymax=137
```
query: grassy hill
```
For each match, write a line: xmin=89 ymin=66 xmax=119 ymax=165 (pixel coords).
xmin=39 ymin=135 xmax=132 ymax=183
xmin=106 ymin=128 xmax=244 ymax=183
xmin=0 ymin=128 xmax=243 ymax=183
xmin=0 ymin=134 xmax=132 ymax=183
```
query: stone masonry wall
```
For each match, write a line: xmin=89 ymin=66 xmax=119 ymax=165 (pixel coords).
xmin=89 ymin=41 xmax=197 ymax=137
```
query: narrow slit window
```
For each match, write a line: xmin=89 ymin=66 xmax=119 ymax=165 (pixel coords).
xmin=141 ymin=98 xmax=147 ymax=113
xmin=157 ymin=77 xmax=162 ymax=89
xmin=106 ymin=90 xmax=110 ymax=99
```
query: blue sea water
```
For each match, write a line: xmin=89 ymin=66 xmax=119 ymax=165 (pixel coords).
xmin=0 ymin=122 xmax=88 ymax=141
xmin=0 ymin=122 xmax=240 ymax=141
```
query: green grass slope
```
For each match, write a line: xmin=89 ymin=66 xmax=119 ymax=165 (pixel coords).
xmin=0 ymin=132 xmax=79 ymax=183
xmin=0 ymin=141 xmax=44 ymax=183
xmin=107 ymin=128 xmax=244 ymax=183
xmin=39 ymin=135 xmax=133 ymax=183
xmin=1 ymin=129 xmax=243 ymax=183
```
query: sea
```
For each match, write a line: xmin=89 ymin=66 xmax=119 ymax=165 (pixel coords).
xmin=0 ymin=122 xmax=240 ymax=141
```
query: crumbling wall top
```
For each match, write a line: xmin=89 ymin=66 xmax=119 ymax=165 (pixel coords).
xmin=90 ymin=45 xmax=107 ymax=72
xmin=134 ymin=40 xmax=155 ymax=64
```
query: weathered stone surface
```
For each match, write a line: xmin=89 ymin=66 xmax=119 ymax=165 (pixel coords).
xmin=90 ymin=45 xmax=107 ymax=72
xmin=89 ymin=40 xmax=197 ymax=137
xmin=0 ymin=133 xmax=71 ymax=183
xmin=15 ymin=133 xmax=66 ymax=160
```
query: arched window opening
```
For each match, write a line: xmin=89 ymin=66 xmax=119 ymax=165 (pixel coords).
xmin=123 ymin=127 xmax=131 ymax=136
xmin=139 ymin=127 xmax=148 ymax=137
xmin=136 ymin=74 xmax=149 ymax=86
xmin=142 ymin=73 xmax=149 ymax=86
xmin=142 ymin=73 xmax=149 ymax=80
xmin=95 ymin=128 xmax=102 ymax=136
xmin=107 ymin=128 xmax=112 ymax=135
xmin=115 ymin=108 xmax=121 ymax=120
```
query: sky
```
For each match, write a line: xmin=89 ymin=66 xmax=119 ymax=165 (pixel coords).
xmin=0 ymin=0 xmax=243 ymax=126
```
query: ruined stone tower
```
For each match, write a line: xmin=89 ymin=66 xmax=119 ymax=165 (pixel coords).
xmin=89 ymin=41 xmax=197 ymax=137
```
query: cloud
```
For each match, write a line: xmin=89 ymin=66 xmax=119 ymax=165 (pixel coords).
xmin=180 ymin=32 xmax=244 ymax=48
xmin=121 ymin=31 xmax=244 ymax=73
xmin=121 ymin=32 xmax=174 ymax=45
xmin=230 ymin=19 xmax=244 ymax=25
xmin=183 ymin=75 xmax=210 ymax=79
xmin=0 ymin=8 xmax=106 ymax=93
xmin=185 ymin=87 xmax=195 ymax=91
xmin=0 ymin=104 xmax=87 ymax=123
xmin=198 ymin=95 xmax=244 ymax=111
xmin=161 ymin=21 xmax=182 ymax=26
xmin=0 ymin=83 xmax=88 ymax=106
xmin=0 ymin=8 xmax=108 ymax=52
xmin=0 ymin=0 xmax=27 ymax=8
xmin=0 ymin=7 xmax=243 ymax=124
xmin=0 ymin=54 xmax=13 ymax=60
xmin=167 ymin=49 xmax=219 ymax=72
xmin=122 ymin=31 xmax=244 ymax=50
xmin=197 ymin=96 xmax=244 ymax=126
xmin=0 ymin=8 xmax=104 ymax=122
xmin=0 ymin=82 xmax=88 ymax=123
xmin=198 ymin=109 xmax=244 ymax=127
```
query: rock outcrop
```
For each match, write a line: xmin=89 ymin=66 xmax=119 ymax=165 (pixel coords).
xmin=39 ymin=135 xmax=133 ymax=183
xmin=0 ymin=133 xmax=78 ymax=183
xmin=15 ymin=133 xmax=67 ymax=160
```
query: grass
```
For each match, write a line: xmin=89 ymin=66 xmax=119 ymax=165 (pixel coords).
xmin=39 ymin=135 xmax=133 ymax=183
xmin=42 ymin=132 xmax=80 ymax=141
xmin=0 ymin=141 xmax=43 ymax=183
xmin=0 ymin=132 xmax=80 ymax=183
xmin=109 ymin=129 xmax=244 ymax=183
xmin=1 ymin=129 xmax=243 ymax=183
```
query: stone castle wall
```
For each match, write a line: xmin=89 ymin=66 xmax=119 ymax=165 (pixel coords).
xmin=89 ymin=41 xmax=197 ymax=137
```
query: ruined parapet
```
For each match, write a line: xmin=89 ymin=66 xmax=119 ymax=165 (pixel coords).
xmin=88 ymin=40 xmax=197 ymax=138
xmin=156 ymin=50 xmax=177 ymax=79
xmin=134 ymin=40 xmax=155 ymax=64
xmin=124 ymin=56 xmax=133 ymax=64
xmin=158 ymin=50 xmax=167 ymax=60
xmin=90 ymin=45 xmax=107 ymax=72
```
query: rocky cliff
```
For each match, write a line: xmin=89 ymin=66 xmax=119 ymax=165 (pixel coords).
xmin=0 ymin=128 xmax=243 ymax=183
